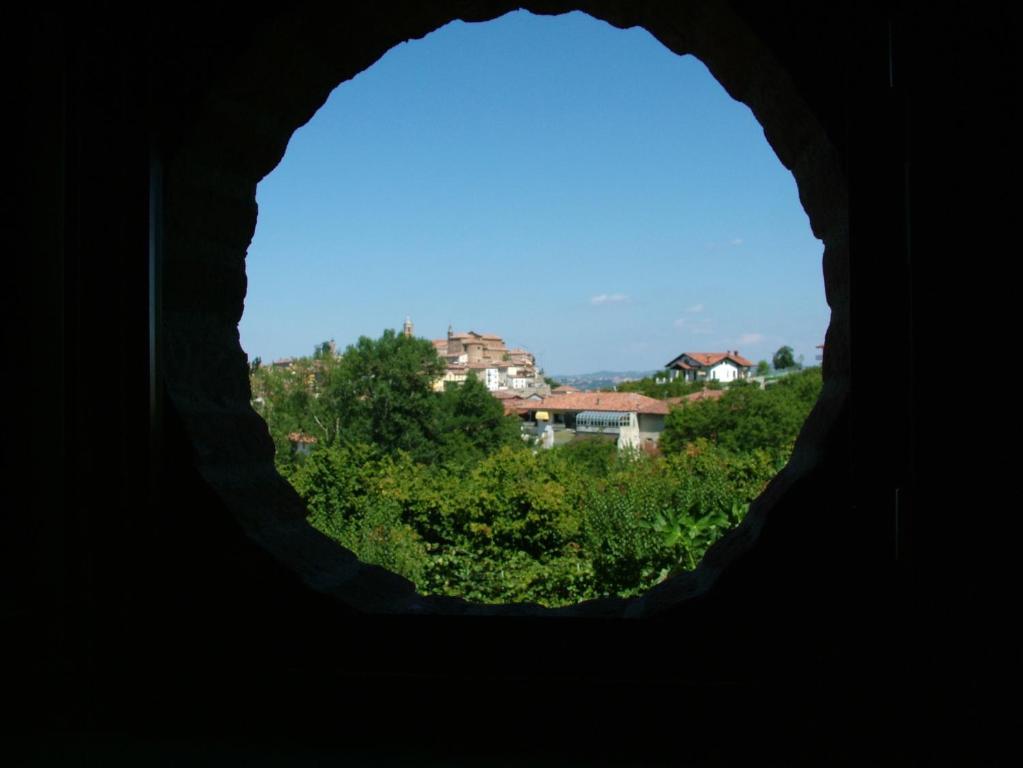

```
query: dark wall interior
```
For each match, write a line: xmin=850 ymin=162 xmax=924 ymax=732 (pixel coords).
xmin=13 ymin=2 xmax=1012 ymax=763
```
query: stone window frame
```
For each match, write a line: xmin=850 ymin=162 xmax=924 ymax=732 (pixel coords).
xmin=158 ymin=1 xmax=848 ymax=618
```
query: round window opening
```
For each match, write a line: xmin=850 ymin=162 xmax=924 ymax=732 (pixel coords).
xmin=234 ymin=10 xmax=835 ymax=611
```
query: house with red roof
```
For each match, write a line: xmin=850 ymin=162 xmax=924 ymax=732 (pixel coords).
xmin=664 ymin=351 xmax=753 ymax=384
xmin=522 ymin=391 xmax=669 ymax=451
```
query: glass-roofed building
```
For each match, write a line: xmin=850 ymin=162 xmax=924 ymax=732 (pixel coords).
xmin=575 ymin=411 xmax=635 ymax=433
xmin=524 ymin=392 xmax=669 ymax=451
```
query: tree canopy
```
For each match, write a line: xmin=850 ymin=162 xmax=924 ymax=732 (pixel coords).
xmin=772 ymin=345 xmax=796 ymax=370
xmin=323 ymin=329 xmax=446 ymax=462
xmin=248 ymin=332 xmax=815 ymax=607
xmin=251 ymin=330 xmax=524 ymax=470
xmin=293 ymin=436 xmax=773 ymax=606
xmin=660 ymin=367 xmax=822 ymax=459
xmin=436 ymin=372 xmax=523 ymax=466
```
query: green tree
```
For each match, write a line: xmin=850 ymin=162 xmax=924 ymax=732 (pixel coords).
xmin=325 ymin=329 xmax=446 ymax=461
xmin=255 ymin=332 xmax=801 ymax=607
xmin=250 ymin=357 xmax=339 ymax=476
xmin=755 ymin=360 xmax=770 ymax=376
xmin=436 ymin=372 xmax=523 ymax=466
xmin=660 ymin=368 xmax=822 ymax=459
xmin=772 ymin=345 xmax=795 ymax=370
xmin=295 ymin=442 xmax=430 ymax=586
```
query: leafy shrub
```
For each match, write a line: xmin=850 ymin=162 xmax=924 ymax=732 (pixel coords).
xmin=256 ymin=336 xmax=809 ymax=606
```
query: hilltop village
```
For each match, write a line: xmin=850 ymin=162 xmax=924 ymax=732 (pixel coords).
xmin=255 ymin=318 xmax=791 ymax=455
xmin=424 ymin=319 xmax=548 ymax=395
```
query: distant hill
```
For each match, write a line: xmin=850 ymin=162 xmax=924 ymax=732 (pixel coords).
xmin=549 ymin=370 xmax=658 ymax=391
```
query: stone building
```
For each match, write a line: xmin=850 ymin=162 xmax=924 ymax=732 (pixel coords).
xmin=430 ymin=325 xmax=546 ymax=393
xmin=434 ymin=326 xmax=510 ymax=365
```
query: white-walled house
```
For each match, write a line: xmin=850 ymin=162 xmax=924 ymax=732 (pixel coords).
xmin=665 ymin=351 xmax=753 ymax=383
xmin=484 ymin=367 xmax=501 ymax=391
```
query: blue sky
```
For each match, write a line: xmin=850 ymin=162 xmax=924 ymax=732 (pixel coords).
xmin=239 ymin=10 xmax=828 ymax=375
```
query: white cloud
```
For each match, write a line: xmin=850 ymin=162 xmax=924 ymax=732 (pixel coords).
xmin=738 ymin=332 xmax=764 ymax=344
xmin=674 ymin=317 xmax=713 ymax=335
xmin=590 ymin=293 xmax=629 ymax=305
xmin=686 ymin=303 xmax=704 ymax=313
xmin=704 ymin=238 xmax=743 ymax=250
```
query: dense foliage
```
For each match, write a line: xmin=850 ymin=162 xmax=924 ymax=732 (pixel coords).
xmin=617 ymin=375 xmax=722 ymax=399
xmin=659 ymin=368 xmax=822 ymax=461
xmin=290 ymin=438 xmax=773 ymax=605
xmin=252 ymin=333 xmax=821 ymax=607
xmin=251 ymin=332 xmax=521 ymax=472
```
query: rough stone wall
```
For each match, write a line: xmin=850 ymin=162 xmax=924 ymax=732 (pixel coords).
xmin=14 ymin=1 xmax=1014 ymax=760
xmin=154 ymin=0 xmax=849 ymax=618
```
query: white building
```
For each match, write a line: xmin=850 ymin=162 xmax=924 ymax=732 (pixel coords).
xmin=664 ymin=351 xmax=753 ymax=383
xmin=484 ymin=367 xmax=500 ymax=391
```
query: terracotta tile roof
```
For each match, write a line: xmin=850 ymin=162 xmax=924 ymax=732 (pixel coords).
xmin=450 ymin=330 xmax=504 ymax=340
xmin=537 ymin=392 xmax=669 ymax=415
xmin=287 ymin=432 xmax=317 ymax=444
xmin=491 ymin=390 xmax=523 ymax=400
xmin=552 ymin=385 xmax=581 ymax=394
xmin=725 ymin=351 xmax=754 ymax=367
xmin=502 ymin=399 xmax=536 ymax=415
